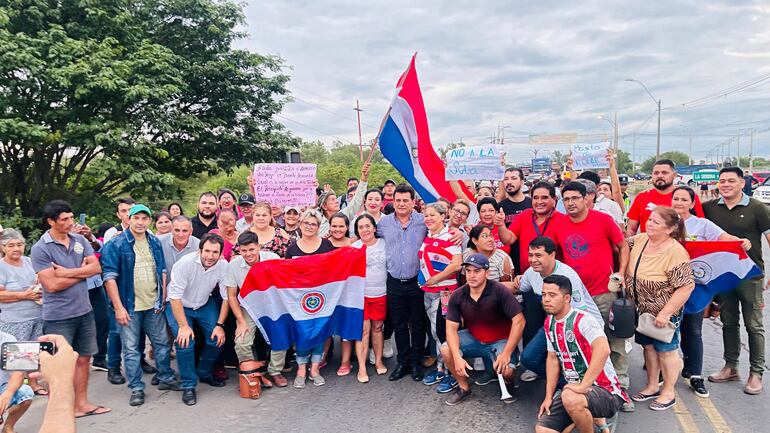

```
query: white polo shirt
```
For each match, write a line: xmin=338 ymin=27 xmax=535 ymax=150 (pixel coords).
xmin=167 ymin=253 xmax=229 ymax=309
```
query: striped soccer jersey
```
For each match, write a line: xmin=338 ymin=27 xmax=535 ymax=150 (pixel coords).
xmin=545 ymin=309 xmax=628 ymax=401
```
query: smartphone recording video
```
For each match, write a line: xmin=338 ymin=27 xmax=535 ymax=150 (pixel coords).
xmin=1 ymin=342 xmax=55 ymax=371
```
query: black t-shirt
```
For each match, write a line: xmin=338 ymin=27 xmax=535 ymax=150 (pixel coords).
xmin=498 ymin=196 xmax=532 ymax=272
xmin=285 ymin=238 xmax=335 ymax=259
xmin=191 ymin=215 xmax=217 ymax=239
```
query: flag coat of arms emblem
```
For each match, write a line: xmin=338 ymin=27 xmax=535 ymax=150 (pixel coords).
xmin=238 ymin=247 xmax=366 ymax=351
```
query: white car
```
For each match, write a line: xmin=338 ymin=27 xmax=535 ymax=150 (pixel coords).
xmin=753 ymin=177 xmax=770 ymax=204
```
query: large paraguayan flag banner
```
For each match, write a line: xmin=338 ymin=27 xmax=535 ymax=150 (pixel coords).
xmin=377 ymin=54 xmax=469 ymax=203
xmin=238 ymin=247 xmax=366 ymax=351
xmin=684 ymin=240 xmax=762 ymax=314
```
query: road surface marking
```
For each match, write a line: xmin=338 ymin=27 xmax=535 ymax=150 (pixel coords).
xmin=673 ymin=390 xmax=700 ymax=433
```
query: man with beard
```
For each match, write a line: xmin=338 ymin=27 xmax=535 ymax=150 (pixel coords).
xmin=191 ymin=192 xmax=219 ymax=239
xmin=498 ymin=168 xmax=532 ymax=270
xmin=626 ymin=159 xmax=703 ymax=236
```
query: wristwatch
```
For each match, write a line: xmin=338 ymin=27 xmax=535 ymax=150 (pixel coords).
xmin=216 ymin=323 xmax=225 ymax=329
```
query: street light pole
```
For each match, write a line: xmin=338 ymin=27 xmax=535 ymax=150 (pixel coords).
xmin=626 ymin=78 xmax=661 ymax=159
xmin=598 ymin=114 xmax=618 ymax=151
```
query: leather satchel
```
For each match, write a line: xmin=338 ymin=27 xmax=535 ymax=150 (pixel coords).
xmin=238 ymin=360 xmax=263 ymax=399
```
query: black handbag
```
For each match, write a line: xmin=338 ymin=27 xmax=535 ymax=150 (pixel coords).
xmin=608 ymin=239 xmax=647 ymax=338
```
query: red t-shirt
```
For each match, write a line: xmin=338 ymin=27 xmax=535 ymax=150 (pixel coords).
xmin=628 ymin=189 xmax=704 ymax=232
xmin=552 ymin=210 xmax=625 ymax=297
xmin=489 ymin=225 xmax=511 ymax=255
xmin=508 ymin=209 xmax=564 ymax=273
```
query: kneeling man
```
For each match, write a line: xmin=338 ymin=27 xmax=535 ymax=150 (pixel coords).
xmin=440 ymin=253 xmax=525 ymax=406
xmin=536 ymin=275 xmax=629 ymax=433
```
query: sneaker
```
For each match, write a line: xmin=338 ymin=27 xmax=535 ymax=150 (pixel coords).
xmin=436 ymin=374 xmax=458 ymax=393
xmin=141 ymin=359 xmax=158 ymax=375
xmin=423 ymin=370 xmax=445 ymax=386
xmin=474 ymin=371 xmax=498 ymax=386
xmin=621 ymin=399 xmax=635 ymax=413
xmin=681 ymin=369 xmax=692 ymax=380
xmin=293 ymin=375 xmax=306 ymax=389
xmin=690 ymin=377 xmax=709 ymax=398
xmin=310 ymin=374 xmax=325 ymax=386
xmin=445 ymin=387 xmax=472 ymax=406
xmin=520 ymin=369 xmax=539 ymax=382
xmin=383 ymin=339 xmax=394 ymax=359
xmin=502 ymin=382 xmax=518 ymax=404
xmin=91 ymin=359 xmax=108 ymax=371
xmin=108 ymin=368 xmax=126 ymax=385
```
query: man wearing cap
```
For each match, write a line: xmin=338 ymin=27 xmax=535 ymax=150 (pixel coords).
xmin=440 ymin=253 xmax=525 ymax=405
xmin=101 ymin=204 xmax=181 ymax=406
xmin=236 ymin=193 xmax=256 ymax=234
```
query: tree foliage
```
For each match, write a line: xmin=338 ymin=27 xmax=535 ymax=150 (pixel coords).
xmin=0 ymin=0 xmax=298 ymax=217
xmin=640 ymin=151 xmax=690 ymax=172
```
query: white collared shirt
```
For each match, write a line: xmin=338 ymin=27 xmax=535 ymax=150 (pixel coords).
xmin=167 ymin=253 xmax=229 ymax=309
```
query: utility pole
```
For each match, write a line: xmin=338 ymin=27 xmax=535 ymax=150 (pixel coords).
xmin=688 ymin=133 xmax=693 ymax=165
xmin=354 ymin=100 xmax=363 ymax=162
xmin=737 ymin=135 xmax=741 ymax=168
xmin=632 ymin=132 xmax=636 ymax=171
xmin=750 ymin=129 xmax=755 ymax=173
xmin=613 ymin=112 xmax=619 ymax=151
xmin=656 ymin=99 xmax=661 ymax=159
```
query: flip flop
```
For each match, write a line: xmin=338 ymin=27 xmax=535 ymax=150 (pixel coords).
xmin=376 ymin=365 xmax=388 ymax=375
xmin=32 ymin=388 xmax=49 ymax=396
xmin=649 ymin=398 xmax=676 ymax=411
xmin=631 ymin=391 xmax=661 ymax=402
xmin=76 ymin=405 xmax=111 ymax=418
xmin=337 ymin=365 xmax=351 ymax=376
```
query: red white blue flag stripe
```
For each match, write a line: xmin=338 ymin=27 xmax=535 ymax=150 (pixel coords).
xmin=238 ymin=247 xmax=366 ymax=351
xmin=378 ymin=54 xmax=461 ymax=203
xmin=684 ymin=241 xmax=762 ymax=314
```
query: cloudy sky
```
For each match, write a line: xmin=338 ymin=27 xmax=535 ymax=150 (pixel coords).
xmin=238 ymin=0 xmax=770 ymax=166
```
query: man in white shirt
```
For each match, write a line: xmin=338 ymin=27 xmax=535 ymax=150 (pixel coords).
xmin=515 ymin=236 xmax=602 ymax=382
xmin=102 ymin=198 xmax=135 ymax=244
xmin=165 ymin=233 xmax=230 ymax=406
xmin=223 ymin=231 xmax=283 ymax=386
xmin=158 ymin=216 xmax=200 ymax=278
xmin=235 ymin=193 xmax=256 ymax=233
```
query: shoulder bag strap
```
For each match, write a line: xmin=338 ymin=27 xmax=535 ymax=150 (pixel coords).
xmin=629 ymin=239 xmax=649 ymax=301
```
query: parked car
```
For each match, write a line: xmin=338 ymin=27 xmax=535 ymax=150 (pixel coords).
xmin=751 ymin=171 xmax=770 ymax=184
xmin=633 ymin=172 xmax=651 ymax=180
xmin=675 ymin=174 xmax=694 ymax=186
xmin=753 ymin=177 xmax=770 ymax=204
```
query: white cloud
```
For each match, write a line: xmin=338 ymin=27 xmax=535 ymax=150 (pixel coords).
xmin=237 ymin=0 xmax=770 ymax=165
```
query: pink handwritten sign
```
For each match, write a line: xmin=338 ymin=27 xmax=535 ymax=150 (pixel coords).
xmin=252 ymin=163 xmax=317 ymax=206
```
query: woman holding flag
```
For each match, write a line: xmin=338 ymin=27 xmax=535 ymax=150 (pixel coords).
xmin=418 ymin=203 xmax=462 ymax=392
xmin=671 ymin=186 xmax=749 ymax=398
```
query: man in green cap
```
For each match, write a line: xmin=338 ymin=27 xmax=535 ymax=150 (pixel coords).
xmin=101 ymin=204 xmax=181 ymax=407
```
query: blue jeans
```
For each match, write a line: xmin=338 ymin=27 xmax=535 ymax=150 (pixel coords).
xmin=680 ymin=311 xmax=704 ymax=376
xmin=119 ymin=309 xmax=175 ymax=391
xmin=165 ymin=298 xmax=221 ymax=389
xmin=296 ymin=344 xmax=325 ymax=365
xmin=457 ymin=329 xmax=518 ymax=369
xmin=108 ymin=307 xmax=147 ymax=370
xmin=521 ymin=328 xmax=548 ymax=377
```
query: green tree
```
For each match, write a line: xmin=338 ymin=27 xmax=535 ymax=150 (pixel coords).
xmin=640 ymin=151 xmax=690 ymax=172
xmin=616 ymin=149 xmax=633 ymax=174
xmin=0 ymin=0 xmax=297 ymax=218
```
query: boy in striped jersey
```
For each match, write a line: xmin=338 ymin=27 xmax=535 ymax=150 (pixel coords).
xmin=536 ymin=275 xmax=629 ymax=433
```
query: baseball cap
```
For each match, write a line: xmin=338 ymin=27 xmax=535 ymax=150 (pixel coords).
xmin=238 ymin=193 xmax=256 ymax=205
xmin=284 ymin=205 xmax=301 ymax=214
xmin=462 ymin=253 xmax=490 ymax=270
xmin=384 ymin=179 xmax=397 ymax=186
xmin=128 ymin=204 xmax=152 ymax=217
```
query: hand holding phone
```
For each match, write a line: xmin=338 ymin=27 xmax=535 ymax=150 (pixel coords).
xmin=1 ymin=342 xmax=55 ymax=371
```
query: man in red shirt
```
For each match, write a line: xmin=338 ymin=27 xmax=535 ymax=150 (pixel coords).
xmin=497 ymin=181 xmax=562 ymax=274
xmin=553 ymin=181 xmax=633 ymax=411
xmin=626 ymin=159 xmax=704 ymax=236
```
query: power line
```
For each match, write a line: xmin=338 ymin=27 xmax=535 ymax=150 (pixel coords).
xmin=275 ymin=114 xmax=354 ymax=145
xmin=665 ymin=72 xmax=770 ymax=111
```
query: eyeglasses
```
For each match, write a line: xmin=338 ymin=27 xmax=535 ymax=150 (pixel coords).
xmin=302 ymin=221 xmax=319 ymax=228
xmin=452 ymin=208 xmax=469 ymax=217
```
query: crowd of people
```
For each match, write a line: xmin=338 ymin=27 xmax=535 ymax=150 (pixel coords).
xmin=0 ymin=153 xmax=768 ymax=433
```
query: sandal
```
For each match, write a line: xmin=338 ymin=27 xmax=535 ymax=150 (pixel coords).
xmin=649 ymin=398 xmax=676 ymax=411
xmin=337 ymin=364 xmax=351 ymax=376
xmin=259 ymin=375 xmax=273 ymax=389
xmin=32 ymin=387 xmax=49 ymax=396
xmin=631 ymin=390 xmax=661 ymax=402
xmin=376 ymin=365 xmax=388 ymax=375
xmin=76 ymin=405 xmax=111 ymax=418
xmin=357 ymin=373 xmax=369 ymax=384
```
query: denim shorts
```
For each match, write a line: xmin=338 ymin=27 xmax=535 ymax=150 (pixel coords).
xmin=0 ymin=383 xmax=33 ymax=407
xmin=43 ymin=311 xmax=97 ymax=356
xmin=457 ymin=329 xmax=518 ymax=367
xmin=634 ymin=315 xmax=681 ymax=353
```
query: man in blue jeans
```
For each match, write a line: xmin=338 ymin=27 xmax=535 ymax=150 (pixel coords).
xmin=166 ymin=233 xmax=229 ymax=406
xmin=516 ymin=237 xmax=603 ymax=382
xmin=440 ymin=253 xmax=525 ymax=406
xmin=101 ymin=204 xmax=181 ymax=406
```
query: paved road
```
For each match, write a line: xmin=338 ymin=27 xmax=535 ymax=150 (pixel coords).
xmin=14 ymin=241 xmax=770 ymax=433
